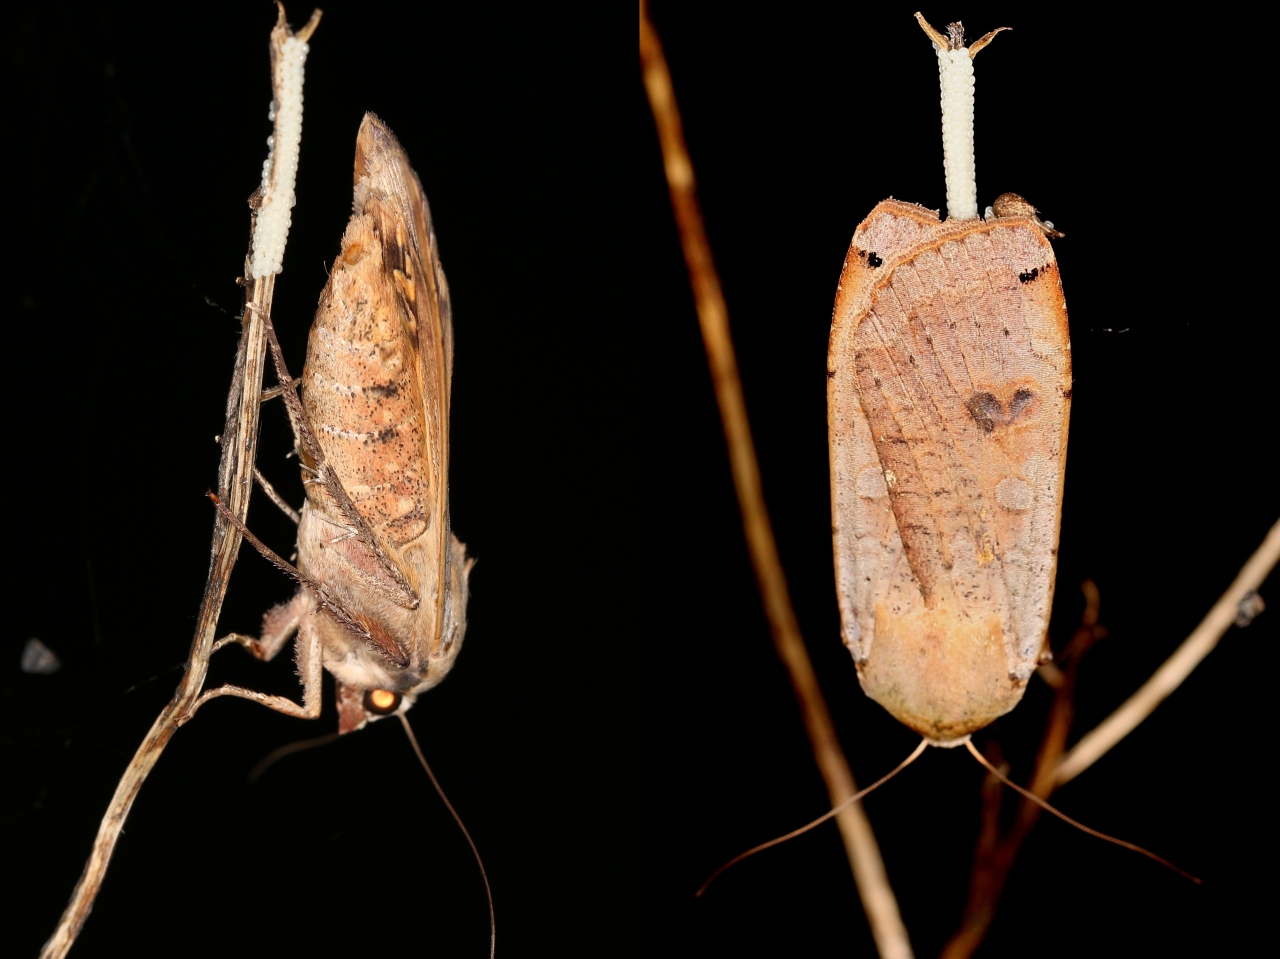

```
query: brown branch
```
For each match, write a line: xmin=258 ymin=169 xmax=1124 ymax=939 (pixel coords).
xmin=38 ymin=9 xmax=320 ymax=957
xmin=639 ymin=4 xmax=911 ymax=957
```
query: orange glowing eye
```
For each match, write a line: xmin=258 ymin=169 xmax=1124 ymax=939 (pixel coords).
xmin=341 ymin=240 xmax=365 ymax=265
xmin=363 ymin=689 xmax=402 ymax=715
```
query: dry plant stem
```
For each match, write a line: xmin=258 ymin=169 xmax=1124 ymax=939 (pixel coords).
xmin=639 ymin=5 xmax=911 ymax=958
xmin=38 ymin=256 xmax=274 ymax=959
xmin=1056 ymin=517 xmax=1280 ymax=785
xmin=39 ymin=10 xmax=319 ymax=955
xmin=941 ymin=520 xmax=1280 ymax=956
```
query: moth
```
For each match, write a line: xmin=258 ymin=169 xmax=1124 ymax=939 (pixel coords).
xmin=639 ymin=7 xmax=1259 ymax=953
xmin=827 ymin=17 xmax=1070 ymax=744
xmin=207 ymin=112 xmax=471 ymax=734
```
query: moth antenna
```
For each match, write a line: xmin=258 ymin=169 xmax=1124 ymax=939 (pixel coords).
xmin=696 ymin=739 xmax=929 ymax=897
xmin=962 ymin=739 xmax=1201 ymax=883
xmin=397 ymin=712 xmax=495 ymax=959
xmin=247 ymin=731 xmax=341 ymax=783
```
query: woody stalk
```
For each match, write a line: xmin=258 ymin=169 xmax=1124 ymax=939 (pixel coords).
xmin=39 ymin=7 xmax=320 ymax=957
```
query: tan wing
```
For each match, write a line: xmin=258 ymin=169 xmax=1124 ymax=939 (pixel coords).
xmin=347 ymin=113 xmax=458 ymax=660
xmin=300 ymin=116 xmax=453 ymax=650
xmin=828 ymin=200 xmax=1071 ymax=741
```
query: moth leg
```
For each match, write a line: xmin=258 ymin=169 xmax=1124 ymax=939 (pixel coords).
xmin=212 ymin=591 xmax=312 ymax=660
xmin=181 ymin=613 xmax=323 ymax=724
xmin=247 ymin=300 xmax=419 ymax=608
xmin=260 ymin=377 xmax=301 ymax=402
xmin=209 ymin=492 xmax=409 ymax=667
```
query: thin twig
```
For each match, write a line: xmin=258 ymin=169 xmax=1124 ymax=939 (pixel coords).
xmin=944 ymin=520 xmax=1279 ymax=957
xmin=638 ymin=4 xmax=911 ymax=957
xmin=1055 ymin=517 xmax=1280 ymax=785
xmin=254 ymin=466 xmax=302 ymax=524
xmin=38 ymin=9 xmax=320 ymax=957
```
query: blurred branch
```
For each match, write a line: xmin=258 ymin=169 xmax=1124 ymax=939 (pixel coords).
xmin=946 ymin=516 xmax=1279 ymax=958
xmin=1056 ymin=517 xmax=1280 ymax=785
xmin=638 ymin=4 xmax=911 ymax=957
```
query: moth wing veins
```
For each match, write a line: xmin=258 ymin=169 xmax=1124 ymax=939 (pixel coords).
xmin=829 ymin=201 xmax=1070 ymax=741
xmin=352 ymin=113 xmax=469 ymax=666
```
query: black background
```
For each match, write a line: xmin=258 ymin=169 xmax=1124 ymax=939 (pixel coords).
xmin=6 ymin=3 xmax=631 ymax=957
xmin=7 ymin=3 xmax=1279 ymax=957
xmin=641 ymin=4 xmax=1277 ymax=958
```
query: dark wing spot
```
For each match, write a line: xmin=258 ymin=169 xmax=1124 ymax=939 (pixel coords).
xmin=365 ymin=380 xmax=401 ymax=399
xmin=964 ymin=393 xmax=1001 ymax=434
xmin=1019 ymin=267 xmax=1040 ymax=283
xmin=1007 ymin=388 xmax=1035 ymax=418
xmin=867 ymin=252 xmax=883 ymax=268
xmin=385 ymin=505 xmax=429 ymax=546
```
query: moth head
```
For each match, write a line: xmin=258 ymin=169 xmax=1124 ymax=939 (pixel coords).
xmin=335 ymin=680 xmax=416 ymax=734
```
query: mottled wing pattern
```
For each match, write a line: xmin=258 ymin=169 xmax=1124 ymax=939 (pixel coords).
xmin=300 ymin=114 xmax=454 ymax=663
xmin=349 ymin=113 xmax=460 ymax=664
xmin=828 ymin=200 xmax=1071 ymax=741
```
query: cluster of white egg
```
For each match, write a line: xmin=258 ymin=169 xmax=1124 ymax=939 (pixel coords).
xmin=250 ymin=34 xmax=309 ymax=278
xmin=935 ymin=45 xmax=977 ymax=221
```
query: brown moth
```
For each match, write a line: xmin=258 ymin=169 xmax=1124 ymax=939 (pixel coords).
xmin=827 ymin=18 xmax=1071 ymax=744
xmin=207 ymin=112 xmax=471 ymax=734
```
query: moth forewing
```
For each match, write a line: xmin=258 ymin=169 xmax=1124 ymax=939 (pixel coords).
xmin=294 ymin=112 xmax=470 ymax=733
xmin=828 ymin=200 xmax=1070 ymax=743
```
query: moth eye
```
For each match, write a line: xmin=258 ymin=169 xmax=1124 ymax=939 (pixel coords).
xmin=363 ymin=688 xmax=402 ymax=715
xmin=342 ymin=241 xmax=365 ymax=265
